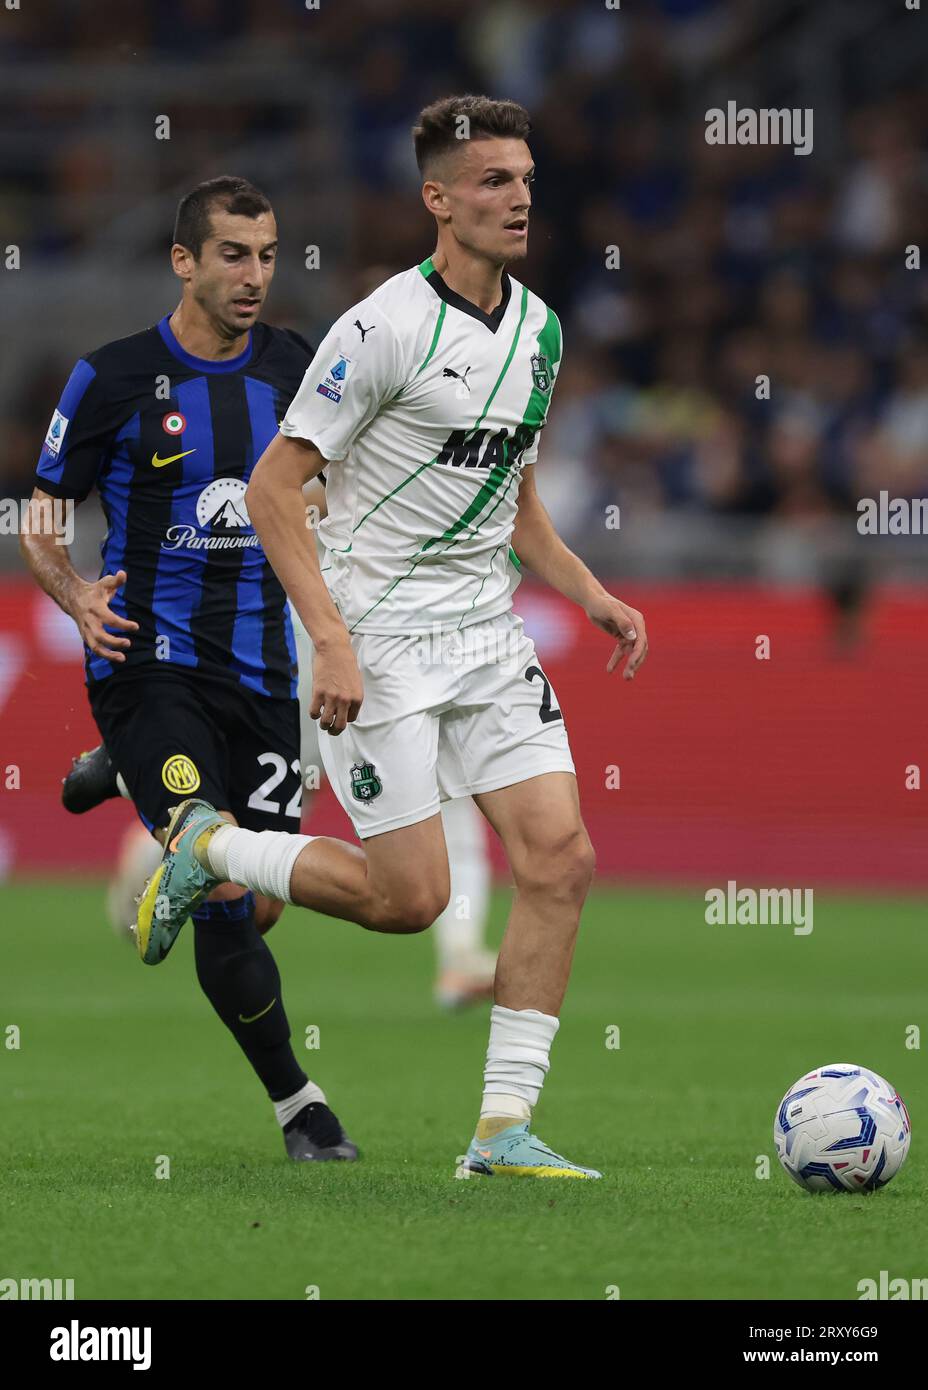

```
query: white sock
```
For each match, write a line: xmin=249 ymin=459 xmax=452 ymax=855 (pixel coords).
xmin=116 ymin=772 xmax=131 ymax=800
xmin=479 ymin=1005 xmax=559 ymax=1122
xmin=273 ymin=1079 xmax=327 ymax=1129
xmin=204 ymin=825 xmax=314 ymax=904
xmin=434 ymin=797 xmax=491 ymax=969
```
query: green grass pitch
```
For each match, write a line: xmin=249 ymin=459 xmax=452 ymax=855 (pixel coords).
xmin=2 ymin=881 xmax=925 ymax=1300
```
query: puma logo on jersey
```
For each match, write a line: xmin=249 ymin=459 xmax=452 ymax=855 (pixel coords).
xmin=354 ymin=320 xmax=375 ymax=341
xmin=442 ymin=365 xmax=472 ymax=393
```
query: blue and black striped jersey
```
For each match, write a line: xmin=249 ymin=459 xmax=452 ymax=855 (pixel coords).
xmin=35 ymin=315 xmax=313 ymax=700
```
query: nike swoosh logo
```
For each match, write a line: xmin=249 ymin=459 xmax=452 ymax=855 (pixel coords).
xmin=239 ymin=998 xmax=277 ymax=1024
xmin=477 ymin=1147 xmax=492 ymax=1159
xmin=152 ymin=449 xmax=196 ymax=468
xmin=169 ymin=821 xmax=196 ymax=854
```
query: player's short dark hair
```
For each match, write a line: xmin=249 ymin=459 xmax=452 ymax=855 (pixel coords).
xmin=413 ymin=95 xmax=531 ymax=177
xmin=173 ymin=176 xmax=272 ymax=259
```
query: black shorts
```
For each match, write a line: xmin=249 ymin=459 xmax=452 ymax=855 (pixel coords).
xmin=88 ymin=667 xmax=302 ymax=834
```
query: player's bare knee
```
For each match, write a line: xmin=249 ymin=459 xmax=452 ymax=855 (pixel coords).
xmin=388 ymin=898 xmax=442 ymax=933
xmin=516 ymin=827 xmax=595 ymax=903
xmin=375 ymin=885 xmax=448 ymax=934
xmin=254 ymin=896 xmax=284 ymax=935
xmin=576 ymin=831 xmax=596 ymax=887
xmin=207 ymin=882 xmax=249 ymax=904
xmin=563 ymin=831 xmax=595 ymax=900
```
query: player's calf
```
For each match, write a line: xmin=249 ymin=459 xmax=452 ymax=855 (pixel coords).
xmin=190 ymin=817 xmax=451 ymax=935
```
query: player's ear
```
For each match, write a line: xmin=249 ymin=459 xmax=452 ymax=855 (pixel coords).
xmin=170 ymin=242 xmax=194 ymax=282
xmin=422 ymin=180 xmax=449 ymax=223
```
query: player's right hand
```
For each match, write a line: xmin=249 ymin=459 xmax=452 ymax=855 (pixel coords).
xmin=71 ymin=569 xmax=139 ymax=663
xmin=311 ymin=640 xmax=363 ymax=735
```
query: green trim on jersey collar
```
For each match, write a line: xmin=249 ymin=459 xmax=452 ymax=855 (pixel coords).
xmin=419 ymin=256 xmax=512 ymax=334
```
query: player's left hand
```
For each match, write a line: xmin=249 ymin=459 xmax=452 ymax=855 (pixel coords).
xmin=586 ymin=595 xmax=648 ymax=680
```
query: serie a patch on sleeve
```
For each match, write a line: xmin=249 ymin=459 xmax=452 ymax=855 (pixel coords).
xmin=43 ymin=408 xmax=69 ymax=456
xmin=316 ymin=354 xmax=353 ymax=404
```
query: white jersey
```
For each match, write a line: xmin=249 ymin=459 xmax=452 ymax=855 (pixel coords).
xmin=279 ymin=256 xmax=561 ymax=634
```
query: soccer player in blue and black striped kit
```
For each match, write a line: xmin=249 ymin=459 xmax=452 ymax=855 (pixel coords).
xmin=20 ymin=177 xmax=356 ymax=1161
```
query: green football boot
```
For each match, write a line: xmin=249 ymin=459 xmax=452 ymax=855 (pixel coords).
xmin=134 ymin=798 xmax=225 ymax=965
xmin=460 ymin=1122 xmax=602 ymax=1179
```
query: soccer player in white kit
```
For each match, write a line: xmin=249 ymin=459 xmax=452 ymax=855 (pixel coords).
xmin=138 ymin=95 xmax=648 ymax=1177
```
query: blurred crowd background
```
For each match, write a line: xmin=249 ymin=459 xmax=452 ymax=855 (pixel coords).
xmin=1 ymin=0 xmax=925 ymax=581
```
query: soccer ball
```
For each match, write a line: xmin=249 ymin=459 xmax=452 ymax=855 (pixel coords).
xmin=774 ymin=1063 xmax=910 ymax=1193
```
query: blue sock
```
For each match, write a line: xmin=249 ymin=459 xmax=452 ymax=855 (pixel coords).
xmin=192 ymin=893 xmax=307 ymax=1102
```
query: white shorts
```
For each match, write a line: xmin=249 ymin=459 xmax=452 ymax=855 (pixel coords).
xmin=315 ymin=612 xmax=575 ymax=839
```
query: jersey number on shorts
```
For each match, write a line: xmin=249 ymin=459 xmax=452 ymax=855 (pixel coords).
xmin=247 ymin=752 xmax=303 ymax=818
xmin=524 ymin=665 xmax=563 ymax=725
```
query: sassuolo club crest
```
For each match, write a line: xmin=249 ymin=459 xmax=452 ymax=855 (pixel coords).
xmin=531 ymin=353 xmax=551 ymax=392
xmin=350 ymin=761 xmax=383 ymax=801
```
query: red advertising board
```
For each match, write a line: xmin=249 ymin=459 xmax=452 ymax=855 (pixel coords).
xmin=0 ymin=578 xmax=925 ymax=887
